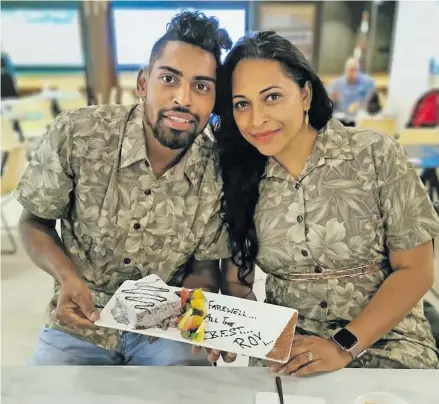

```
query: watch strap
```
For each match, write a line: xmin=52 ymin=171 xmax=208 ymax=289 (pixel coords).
xmin=349 ymin=345 xmax=366 ymax=360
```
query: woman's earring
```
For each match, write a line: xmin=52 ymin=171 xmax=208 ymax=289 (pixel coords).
xmin=304 ymin=110 xmax=309 ymax=126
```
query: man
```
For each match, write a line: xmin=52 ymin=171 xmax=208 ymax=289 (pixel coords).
xmin=329 ymin=57 xmax=376 ymax=116
xmin=16 ymin=11 xmax=234 ymax=366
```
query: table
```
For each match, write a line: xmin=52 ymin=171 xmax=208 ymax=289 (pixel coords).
xmin=0 ymin=110 xmax=43 ymax=122
xmin=404 ymin=145 xmax=439 ymax=170
xmin=16 ymin=72 xmax=86 ymax=94
xmin=38 ymin=89 xmax=83 ymax=101
xmin=401 ymin=144 xmax=439 ymax=203
xmin=1 ymin=367 xmax=438 ymax=404
xmin=2 ymin=89 xmax=82 ymax=108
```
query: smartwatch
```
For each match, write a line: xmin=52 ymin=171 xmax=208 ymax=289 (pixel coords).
xmin=331 ymin=328 xmax=366 ymax=359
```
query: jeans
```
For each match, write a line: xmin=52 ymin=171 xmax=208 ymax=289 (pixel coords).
xmin=29 ymin=328 xmax=211 ymax=366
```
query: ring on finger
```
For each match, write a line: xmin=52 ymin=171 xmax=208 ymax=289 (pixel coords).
xmin=303 ymin=351 xmax=313 ymax=363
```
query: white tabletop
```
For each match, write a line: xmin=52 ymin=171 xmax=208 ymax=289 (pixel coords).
xmin=1 ymin=366 xmax=438 ymax=404
xmin=1 ymin=89 xmax=82 ymax=109
xmin=0 ymin=109 xmax=43 ymax=121
xmin=38 ymin=88 xmax=82 ymax=101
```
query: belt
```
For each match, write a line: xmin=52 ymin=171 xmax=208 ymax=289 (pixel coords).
xmin=265 ymin=260 xmax=390 ymax=282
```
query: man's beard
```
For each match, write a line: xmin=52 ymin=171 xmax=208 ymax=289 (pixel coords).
xmin=145 ymin=106 xmax=203 ymax=150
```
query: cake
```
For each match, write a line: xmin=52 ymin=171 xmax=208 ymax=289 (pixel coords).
xmin=111 ymin=275 xmax=181 ymax=330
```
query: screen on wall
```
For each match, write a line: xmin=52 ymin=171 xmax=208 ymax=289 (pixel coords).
xmin=1 ymin=9 xmax=84 ymax=68
xmin=112 ymin=7 xmax=247 ymax=69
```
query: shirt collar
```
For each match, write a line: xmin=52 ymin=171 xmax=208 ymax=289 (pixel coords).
xmin=120 ymin=104 xmax=147 ymax=169
xmin=120 ymin=104 xmax=212 ymax=189
xmin=265 ymin=118 xmax=353 ymax=180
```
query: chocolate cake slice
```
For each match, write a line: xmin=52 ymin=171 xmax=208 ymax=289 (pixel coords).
xmin=111 ymin=275 xmax=181 ymax=330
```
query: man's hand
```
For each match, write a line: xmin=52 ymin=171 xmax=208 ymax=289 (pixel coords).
xmin=268 ymin=335 xmax=351 ymax=377
xmin=56 ymin=275 xmax=100 ymax=329
xmin=191 ymin=346 xmax=237 ymax=363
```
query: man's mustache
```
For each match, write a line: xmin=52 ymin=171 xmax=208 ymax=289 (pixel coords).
xmin=158 ymin=107 xmax=200 ymax=124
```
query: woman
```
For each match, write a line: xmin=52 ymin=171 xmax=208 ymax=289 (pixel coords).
xmin=214 ymin=31 xmax=439 ymax=374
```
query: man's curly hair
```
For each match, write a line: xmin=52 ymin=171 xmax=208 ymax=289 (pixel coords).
xmin=149 ymin=10 xmax=233 ymax=68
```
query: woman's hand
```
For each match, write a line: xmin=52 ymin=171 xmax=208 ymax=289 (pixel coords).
xmin=268 ymin=335 xmax=352 ymax=377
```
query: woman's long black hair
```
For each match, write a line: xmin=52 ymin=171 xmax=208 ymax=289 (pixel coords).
xmin=214 ymin=31 xmax=333 ymax=284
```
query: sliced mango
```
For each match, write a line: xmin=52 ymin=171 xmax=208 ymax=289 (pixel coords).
xmin=178 ymin=314 xmax=203 ymax=332
xmin=177 ymin=308 xmax=193 ymax=330
xmin=185 ymin=315 xmax=203 ymax=331
xmin=192 ymin=289 xmax=205 ymax=300
xmin=177 ymin=288 xmax=207 ymax=342
xmin=191 ymin=321 xmax=206 ymax=342
xmin=190 ymin=297 xmax=207 ymax=318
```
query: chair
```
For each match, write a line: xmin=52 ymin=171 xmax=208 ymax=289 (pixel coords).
xmin=1 ymin=120 xmax=28 ymax=254
xmin=356 ymin=116 xmax=398 ymax=138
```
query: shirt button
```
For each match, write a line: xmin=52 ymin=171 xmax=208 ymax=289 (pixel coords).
xmin=329 ymin=322 xmax=339 ymax=330
xmin=320 ymin=301 xmax=328 ymax=309
xmin=314 ymin=266 xmax=322 ymax=273
xmin=123 ymin=258 xmax=131 ymax=265
xmin=295 ymin=183 xmax=300 ymax=190
xmin=297 ymin=215 xmax=304 ymax=223
xmin=144 ymin=189 xmax=152 ymax=196
xmin=133 ymin=223 xmax=141 ymax=230
xmin=301 ymin=249 xmax=309 ymax=257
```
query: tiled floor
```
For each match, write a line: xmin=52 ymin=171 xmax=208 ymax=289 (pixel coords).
xmin=1 ymin=198 xmax=439 ymax=366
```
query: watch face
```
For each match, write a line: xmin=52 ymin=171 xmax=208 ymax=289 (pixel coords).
xmin=333 ymin=328 xmax=358 ymax=350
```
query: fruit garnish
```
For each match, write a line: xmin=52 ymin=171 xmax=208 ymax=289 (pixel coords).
xmin=183 ymin=315 xmax=203 ymax=331
xmin=177 ymin=288 xmax=207 ymax=342
xmin=177 ymin=308 xmax=193 ymax=330
xmin=191 ymin=321 xmax=206 ymax=342
xmin=192 ymin=289 xmax=204 ymax=300
xmin=181 ymin=330 xmax=191 ymax=339
xmin=180 ymin=288 xmax=190 ymax=308
xmin=190 ymin=297 xmax=207 ymax=318
xmin=192 ymin=308 xmax=204 ymax=317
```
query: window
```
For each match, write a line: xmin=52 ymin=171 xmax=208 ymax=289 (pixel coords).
xmin=111 ymin=1 xmax=248 ymax=70
xmin=1 ymin=7 xmax=84 ymax=70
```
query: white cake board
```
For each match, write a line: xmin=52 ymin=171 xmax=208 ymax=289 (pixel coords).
xmin=95 ymin=275 xmax=298 ymax=363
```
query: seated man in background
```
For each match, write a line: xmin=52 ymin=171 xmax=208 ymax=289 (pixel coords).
xmin=15 ymin=11 xmax=234 ymax=366
xmin=329 ymin=57 xmax=376 ymax=117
